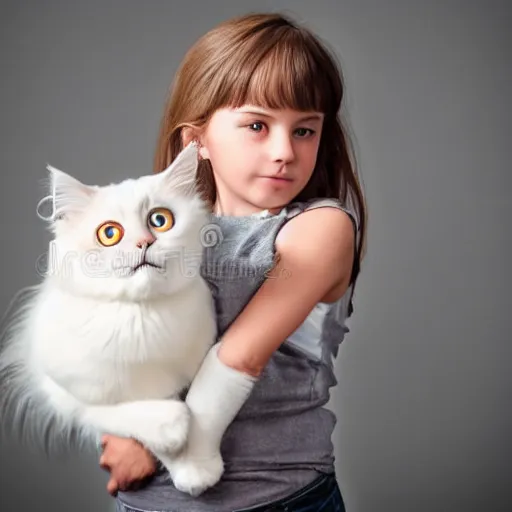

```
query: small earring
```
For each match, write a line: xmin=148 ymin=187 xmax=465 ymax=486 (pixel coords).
xmin=193 ymin=139 xmax=204 ymax=160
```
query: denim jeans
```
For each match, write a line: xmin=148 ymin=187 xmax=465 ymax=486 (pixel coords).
xmin=235 ymin=473 xmax=345 ymax=512
xmin=116 ymin=473 xmax=345 ymax=512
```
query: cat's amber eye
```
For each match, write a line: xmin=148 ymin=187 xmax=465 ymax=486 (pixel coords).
xmin=148 ymin=208 xmax=174 ymax=233
xmin=96 ymin=221 xmax=124 ymax=247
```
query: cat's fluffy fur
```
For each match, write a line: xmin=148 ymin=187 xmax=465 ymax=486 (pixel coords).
xmin=0 ymin=143 xmax=217 ymax=466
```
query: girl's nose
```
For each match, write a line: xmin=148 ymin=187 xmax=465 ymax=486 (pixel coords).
xmin=136 ymin=233 xmax=156 ymax=248
xmin=271 ymin=132 xmax=295 ymax=163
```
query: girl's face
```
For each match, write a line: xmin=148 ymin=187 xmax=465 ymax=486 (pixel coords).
xmin=199 ymin=105 xmax=324 ymax=216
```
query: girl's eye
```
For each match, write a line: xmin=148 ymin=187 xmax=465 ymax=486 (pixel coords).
xmin=148 ymin=208 xmax=174 ymax=232
xmin=295 ymin=127 xmax=315 ymax=138
xmin=248 ymin=122 xmax=265 ymax=132
xmin=96 ymin=221 xmax=124 ymax=247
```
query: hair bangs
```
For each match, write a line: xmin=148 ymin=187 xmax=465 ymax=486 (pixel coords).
xmin=225 ymin=30 xmax=333 ymax=113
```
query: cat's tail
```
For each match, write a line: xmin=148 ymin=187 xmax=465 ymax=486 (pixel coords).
xmin=0 ymin=285 xmax=88 ymax=458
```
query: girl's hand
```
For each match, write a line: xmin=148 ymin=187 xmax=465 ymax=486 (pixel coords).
xmin=100 ymin=434 xmax=158 ymax=496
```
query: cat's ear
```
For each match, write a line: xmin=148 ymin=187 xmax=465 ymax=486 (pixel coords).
xmin=45 ymin=165 xmax=97 ymax=221
xmin=158 ymin=142 xmax=199 ymax=197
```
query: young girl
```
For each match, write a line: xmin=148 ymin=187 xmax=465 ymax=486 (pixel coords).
xmin=101 ymin=11 xmax=367 ymax=512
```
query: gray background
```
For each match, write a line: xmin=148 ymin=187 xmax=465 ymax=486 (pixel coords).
xmin=1 ymin=1 xmax=510 ymax=511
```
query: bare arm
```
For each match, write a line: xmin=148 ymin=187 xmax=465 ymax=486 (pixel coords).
xmin=218 ymin=206 xmax=355 ymax=376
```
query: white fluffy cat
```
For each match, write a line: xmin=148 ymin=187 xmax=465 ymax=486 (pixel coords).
xmin=0 ymin=142 xmax=217 ymax=484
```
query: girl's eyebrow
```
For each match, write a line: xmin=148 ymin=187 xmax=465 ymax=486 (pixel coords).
xmin=236 ymin=108 xmax=323 ymax=123
xmin=298 ymin=114 xmax=324 ymax=122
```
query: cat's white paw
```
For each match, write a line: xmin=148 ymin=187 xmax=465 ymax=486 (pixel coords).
xmin=168 ymin=452 xmax=224 ymax=497
xmin=132 ymin=400 xmax=190 ymax=453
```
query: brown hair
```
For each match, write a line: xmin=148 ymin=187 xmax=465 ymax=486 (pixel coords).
xmin=153 ymin=12 xmax=367 ymax=306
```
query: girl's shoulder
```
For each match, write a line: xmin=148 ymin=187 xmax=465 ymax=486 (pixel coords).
xmin=277 ymin=198 xmax=356 ymax=255
xmin=270 ymin=198 xmax=356 ymax=303
xmin=284 ymin=197 xmax=360 ymax=233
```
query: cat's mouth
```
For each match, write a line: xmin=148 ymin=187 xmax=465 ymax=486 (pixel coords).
xmin=132 ymin=259 xmax=163 ymax=274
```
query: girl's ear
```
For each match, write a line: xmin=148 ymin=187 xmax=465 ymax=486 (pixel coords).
xmin=181 ymin=125 xmax=199 ymax=147
xmin=181 ymin=125 xmax=209 ymax=161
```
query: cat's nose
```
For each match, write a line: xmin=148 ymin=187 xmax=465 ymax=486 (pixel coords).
xmin=136 ymin=233 xmax=156 ymax=249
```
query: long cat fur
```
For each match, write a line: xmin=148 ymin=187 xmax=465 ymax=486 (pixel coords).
xmin=0 ymin=143 xmax=217 ymax=466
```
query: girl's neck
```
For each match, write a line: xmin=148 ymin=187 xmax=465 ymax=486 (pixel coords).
xmin=213 ymin=196 xmax=284 ymax=218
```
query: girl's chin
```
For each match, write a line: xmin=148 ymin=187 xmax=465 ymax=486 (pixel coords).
xmin=254 ymin=194 xmax=296 ymax=212
xmin=217 ymin=188 xmax=297 ymax=216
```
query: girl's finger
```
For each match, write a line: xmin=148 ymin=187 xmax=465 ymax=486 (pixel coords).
xmin=107 ymin=477 xmax=119 ymax=496
xmin=99 ymin=454 xmax=110 ymax=470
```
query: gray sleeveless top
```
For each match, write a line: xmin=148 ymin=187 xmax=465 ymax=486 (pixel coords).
xmin=118 ymin=198 xmax=360 ymax=512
